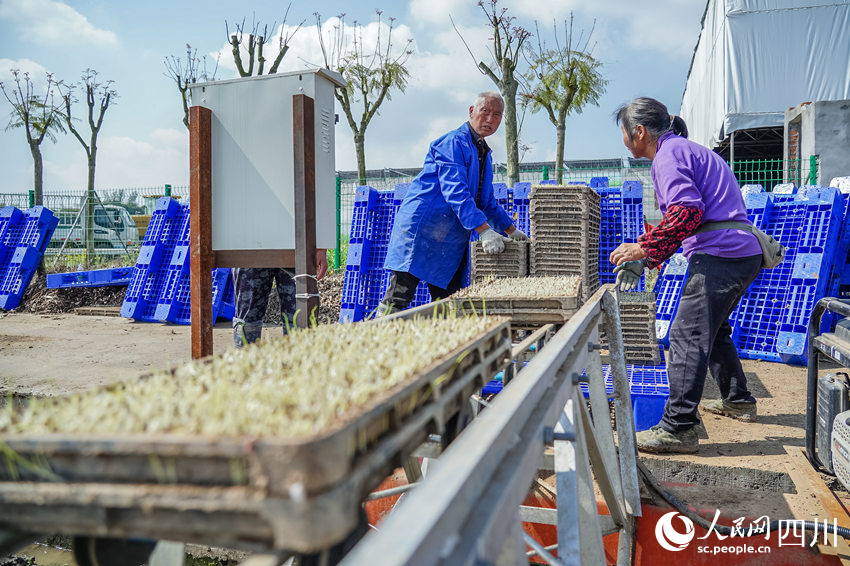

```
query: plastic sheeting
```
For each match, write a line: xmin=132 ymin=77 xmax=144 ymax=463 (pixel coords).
xmin=680 ymin=0 xmax=850 ymax=150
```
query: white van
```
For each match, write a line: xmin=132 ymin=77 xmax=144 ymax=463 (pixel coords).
xmin=51 ymin=204 xmax=140 ymax=252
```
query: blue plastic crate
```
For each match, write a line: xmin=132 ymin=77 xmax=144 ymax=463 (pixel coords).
xmin=653 ymin=254 xmax=689 ymax=345
xmin=590 ymin=177 xmax=609 ymax=188
xmin=169 ymin=268 xmax=233 ymax=325
xmin=47 ymin=267 xmax=135 ymax=289
xmin=513 ymin=182 xmax=531 ymax=237
xmin=143 ymin=197 xmax=181 ymax=245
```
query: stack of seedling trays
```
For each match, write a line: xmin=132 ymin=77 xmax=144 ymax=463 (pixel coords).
xmin=0 ymin=311 xmax=511 ymax=553
xmin=470 ymin=240 xmax=528 ymax=282
xmin=529 ymin=184 xmax=601 ymax=303
xmin=453 ymin=275 xmax=581 ymax=326
xmin=601 ymin=291 xmax=661 ymax=365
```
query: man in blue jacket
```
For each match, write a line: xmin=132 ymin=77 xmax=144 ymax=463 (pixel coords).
xmin=380 ymin=92 xmax=528 ymax=313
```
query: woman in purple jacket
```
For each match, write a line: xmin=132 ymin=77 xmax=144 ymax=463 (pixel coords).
xmin=609 ymin=97 xmax=763 ymax=454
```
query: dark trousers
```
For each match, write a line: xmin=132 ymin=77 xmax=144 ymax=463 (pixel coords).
xmin=232 ymin=268 xmax=296 ymax=347
xmin=660 ymin=253 xmax=762 ymax=432
xmin=380 ymin=253 xmax=469 ymax=313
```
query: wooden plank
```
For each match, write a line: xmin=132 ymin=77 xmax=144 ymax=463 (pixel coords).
xmin=189 ymin=105 xmax=214 ymax=359
xmin=215 ymin=250 xmax=295 ymax=269
xmin=74 ymin=306 xmax=121 ymax=317
xmin=555 ymin=397 xmax=581 ymax=566
xmin=573 ymin=391 xmax=607 ymax=565
xmin=292 ymin=94 xmax=318 ymax=329
xmin=784 ymin=445 xmax=850 ymax=563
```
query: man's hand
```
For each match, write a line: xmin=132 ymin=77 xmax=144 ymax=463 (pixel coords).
xmin=316 ymin=249 xmax=328 ymax=281
xmin=613 ymin=260 xmax=645 ymax=291
xmin=609 ymin=242 xmax=646 ymax=266
xmin=480 ymin=228 xmax=509 ymax=254
xmin=507 ymin=227 xmax=529 ymax=242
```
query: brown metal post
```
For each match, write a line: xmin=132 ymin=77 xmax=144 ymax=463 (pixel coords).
xmin=190 ymin=105 xmax=214 ymax=358
xmin=293 ymin=94 xmax=318 ymax=328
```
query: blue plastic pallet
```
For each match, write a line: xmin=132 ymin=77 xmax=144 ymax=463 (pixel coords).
xmin=0 ymin=206 xmax=59 ymax=310
xmin=653 ymin=254 xmax=689 ymax=345
xmin=733 ymin=186 xmax=845 ymax=364
xmin=47 ymin=267 xmax=135 ymax=289
xmin=167 ymin=268 xmax=235 ymax=325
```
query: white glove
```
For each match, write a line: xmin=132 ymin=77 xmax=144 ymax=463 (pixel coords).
xmin=508 ymin=228 xmax=528 ymax=242
xmin=480 ymin=228 xmax=509 ymax=254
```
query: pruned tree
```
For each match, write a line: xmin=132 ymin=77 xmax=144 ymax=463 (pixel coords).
xmin=522 ymin=15 xmax=607 ymax=184
xmin=227 ymin=5 xmax=304 ymax=77
xmin=163 ymin=44 xmax=218 ymax=130
xmin=0 ymin=70 xmax=65 ymax=205
xmin=316 ymin=11 xmax=413 ymax=186
xmin=458 ymin=0 xmax=530 ymax=188
xmin=59 ymin=69 xmax=117 ymax=262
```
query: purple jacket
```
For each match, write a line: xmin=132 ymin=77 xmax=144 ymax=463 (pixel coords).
xmin=651 ymin=132 xmax=761 ymax=259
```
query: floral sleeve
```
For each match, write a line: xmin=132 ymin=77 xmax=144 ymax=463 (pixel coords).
xmin=638 ymin=204 xmax=704 ymax=269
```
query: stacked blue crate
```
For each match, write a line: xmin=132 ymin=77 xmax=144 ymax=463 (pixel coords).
xmin=590 ymin=177 xmax=609 ymax=188
xmin=733 ymin=186 xmax=844 ymax=363
xmin=121 ymin=198 xmax=235 ymax=324
xmin=0 ymin=206 xmax=59 ymax=310
xmin=122 ymin=197 xmax=180 ymax=319
xmin=513 ymin=182 xmax=531 ymax=237
xmin=340 ymin=187 xmax=378 ymax=322
xmin=596 ymin=187 xmax=623 ymax=286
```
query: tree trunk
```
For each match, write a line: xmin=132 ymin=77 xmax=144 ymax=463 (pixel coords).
xmin=555 ymin=122 xmax=566 ymax=184
xmin=354 ymin=133 xmax=367 ymax=187
xmin=29 ymin=142 xmax=44 ymax=206
xmin=502 ymin=80 xmax=519 ymax=188
xmin=85 ymin=149 xmax=97 ymax=263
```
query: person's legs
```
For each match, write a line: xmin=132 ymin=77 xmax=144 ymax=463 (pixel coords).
xmin=708 ymin=320 xmax=756 ymax=403
xmin=232 ymin=268 xmax=274 ymax=347
xmin=273 ymin=268 xmax=297 ymax=333
xmin=428 ymin=248 xmax=469 ymax=300
xmin=660 ymin=254 xmax=762 ymax=433
xmin=378 ymin=271 xmax=421 ymax=315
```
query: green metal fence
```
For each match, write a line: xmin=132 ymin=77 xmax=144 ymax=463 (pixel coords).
xmin=731 ymin=156 xmax=819 ymax=188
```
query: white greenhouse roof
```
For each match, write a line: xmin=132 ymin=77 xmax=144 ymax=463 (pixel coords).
xmin=680 ymin=0 xmax=850 ymax=149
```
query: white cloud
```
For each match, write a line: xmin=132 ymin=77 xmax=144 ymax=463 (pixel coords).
xmin=45 ymin=129 xmax=189 ymax=189
xmin=0 ymin=0 xmax=117 ymax=46
xmin=0 ymin=59 xmax=52 ymax=88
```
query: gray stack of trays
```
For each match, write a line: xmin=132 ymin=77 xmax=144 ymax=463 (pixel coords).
xmin=601 ymin=291 xmax=662 ymax=365
xmin=470 ymin=240 xmax=528 ymax=283
xmin=529 ymin=184 xmax=601 ymax=302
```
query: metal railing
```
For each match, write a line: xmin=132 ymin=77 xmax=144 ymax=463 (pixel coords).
xmin=343 ymin=287 xmax=641 ymax=565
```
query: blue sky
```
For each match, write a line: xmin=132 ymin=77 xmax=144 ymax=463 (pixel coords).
xmin=0 ymin=0 xmax=706 ymax=192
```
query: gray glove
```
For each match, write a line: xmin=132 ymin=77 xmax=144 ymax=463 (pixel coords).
xmin=480 ymin=228 xmax=509 ymax=254
xmin=613 ymin=260 xmax=645 ymax=291
xmin=508 ymin=228 xmax=528 ymax=242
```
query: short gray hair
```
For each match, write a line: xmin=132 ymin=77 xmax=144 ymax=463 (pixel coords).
xmin=473 ymin=91 xmax=504 ymax=110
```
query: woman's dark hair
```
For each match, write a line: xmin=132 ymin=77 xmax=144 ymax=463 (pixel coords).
xmin=614 ymin=97 xmax=688 ymax=141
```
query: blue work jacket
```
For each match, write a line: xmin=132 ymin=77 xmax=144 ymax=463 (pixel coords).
xmin=384 ymin=123 xmax=513 ymax=289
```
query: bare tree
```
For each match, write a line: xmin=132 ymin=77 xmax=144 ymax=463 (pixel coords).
xmin=226 ymin=6 xmax=305 ymax=77
xmin=459 ymin=0 xmax=530 ymax=188
xmin=316 ymin=11 xmax=413 ymax=186
xmin=59 ymin=69 xmax=117 ymax=262
xmin=523 ymin=16 xmax=607 ymax=184
xmin=0 ymin=70 xmax=65 ymax=205
xmin=163 ymin=44 xmax=218 ymax=130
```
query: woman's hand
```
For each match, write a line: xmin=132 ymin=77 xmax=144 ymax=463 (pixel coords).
xmin=609 ymin=242 xmax=647 ymax=266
